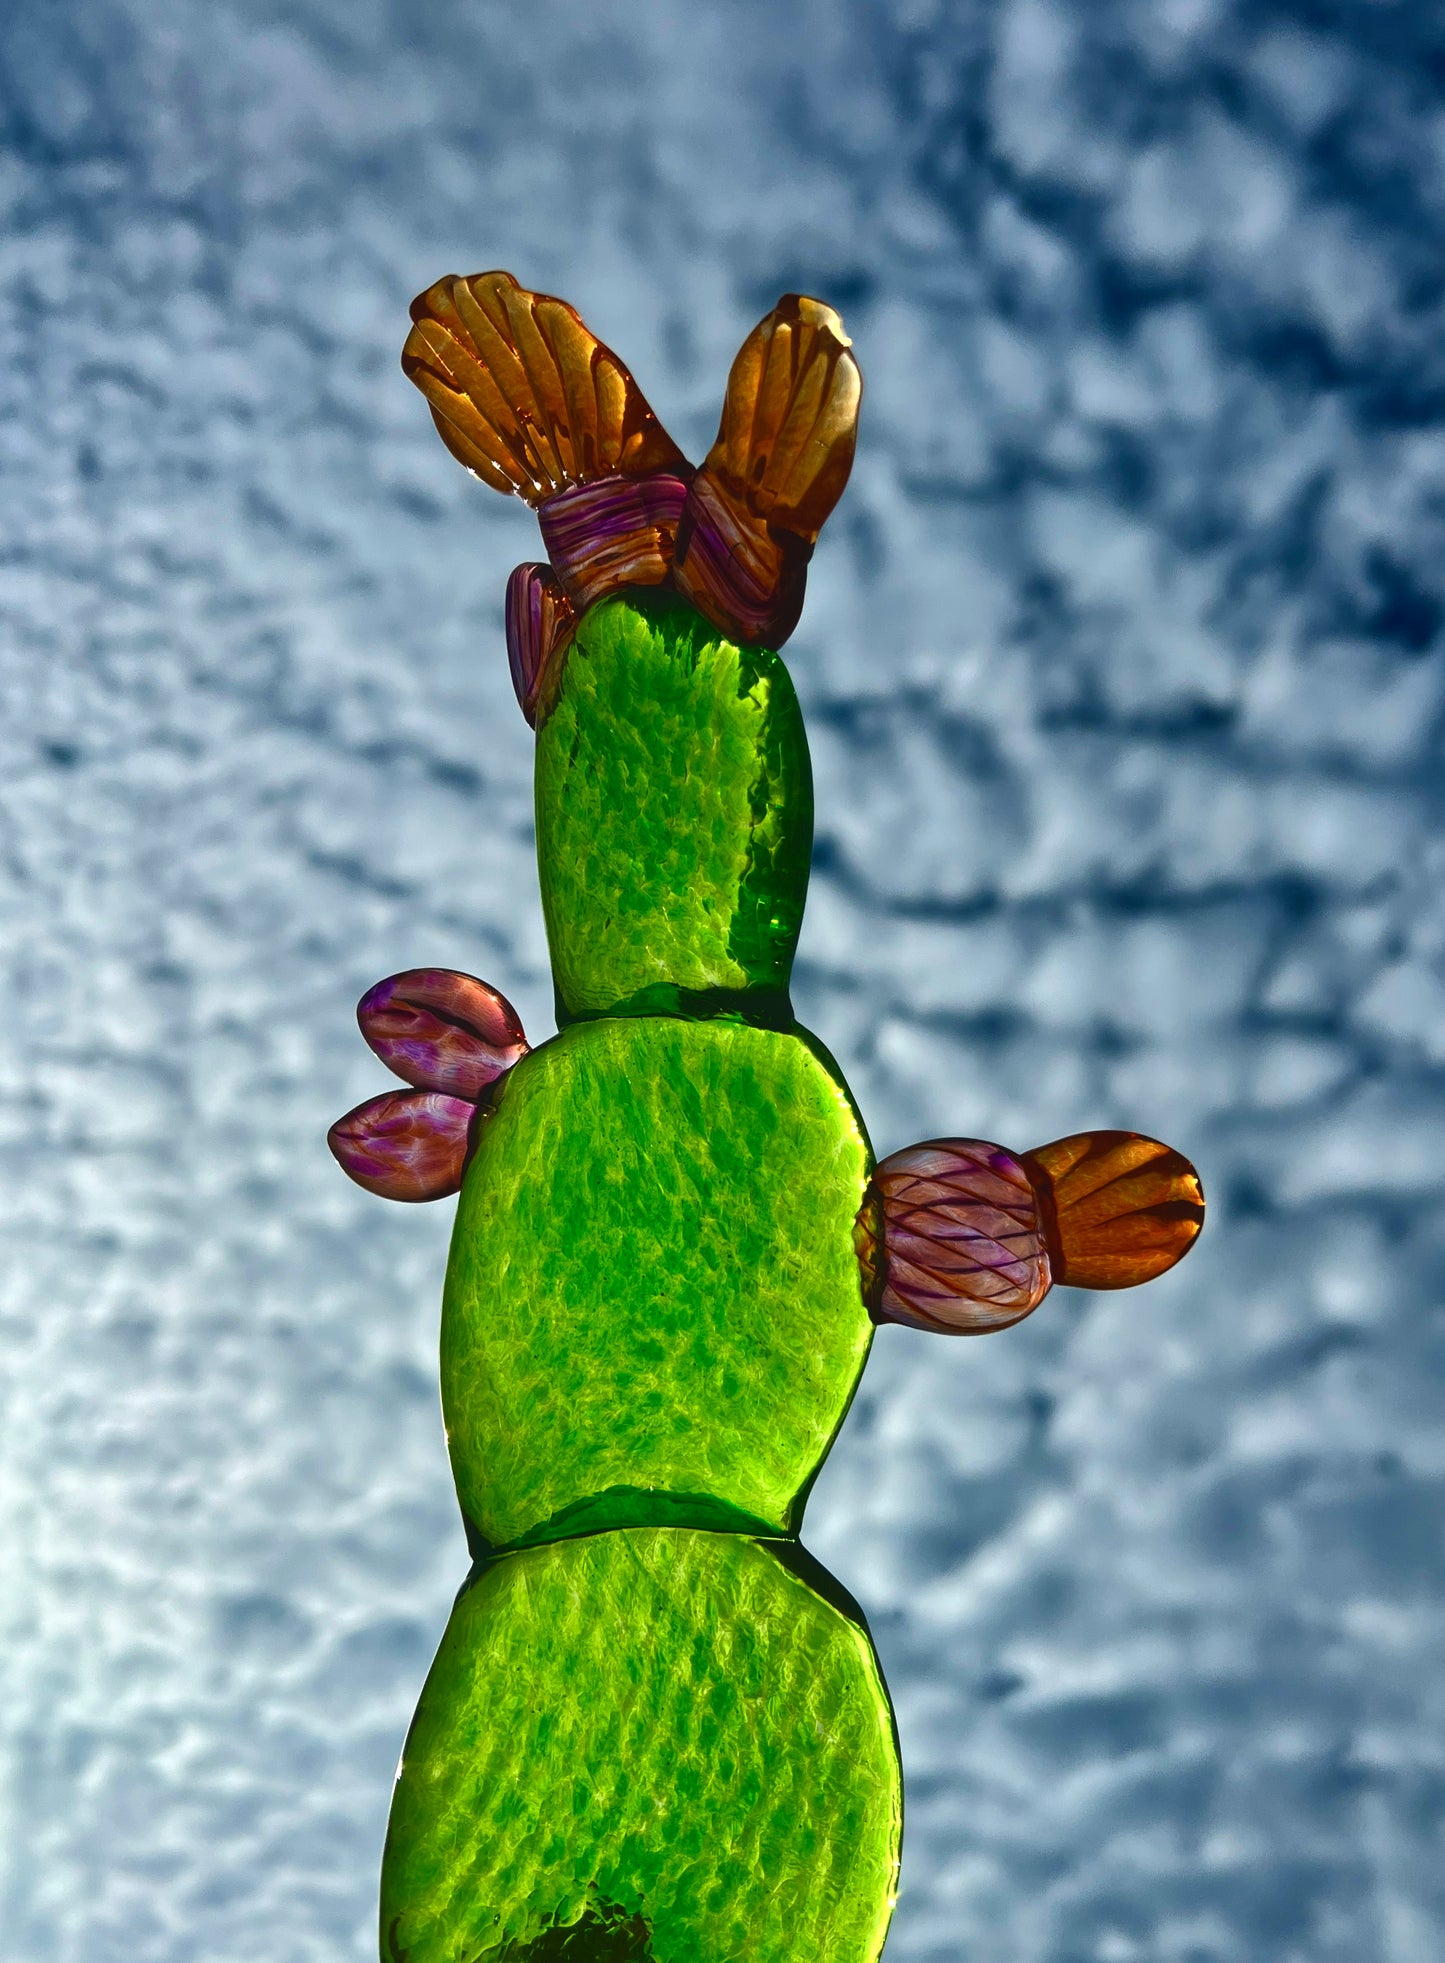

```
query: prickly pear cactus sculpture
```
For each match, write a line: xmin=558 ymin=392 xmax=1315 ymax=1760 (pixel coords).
xmin=329 ymin=274 xmax=1206 ymax=1962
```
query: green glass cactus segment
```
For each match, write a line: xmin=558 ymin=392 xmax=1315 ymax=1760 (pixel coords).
xmin=534 ymin=593 xmax=813 ymax=1022
xmin=380 ymin=1529 xmax=901 ymax=1963
xmin=442 ymin=1016 xmax=873 ymax=1551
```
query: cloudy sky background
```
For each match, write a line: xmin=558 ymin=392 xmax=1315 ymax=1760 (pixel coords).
xmin=3 ymin=2 xmax=1444 ymax=1958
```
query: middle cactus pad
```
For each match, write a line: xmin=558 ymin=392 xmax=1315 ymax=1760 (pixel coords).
xmin=443 ymin=1015 xmax=874 ymax=1550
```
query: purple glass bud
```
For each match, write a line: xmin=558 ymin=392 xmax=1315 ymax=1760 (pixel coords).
xmin=505 ymin=563 xmax=576 ymax=727
xmin=328 ymin=1089 xmax=479 ymax=1202
xmin=537 ymin=470 xmax=691 ymax=616
xmin=357 ymin=969 xmax=527 ymax=1102
xmin=672 ymin=467 xmax=809 ymax=648
xmin=857 ymin=1139 xmax=1052 ymax=1335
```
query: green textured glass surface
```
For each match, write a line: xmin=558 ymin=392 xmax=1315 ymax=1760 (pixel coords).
xmin=534 ymin=593 xmax=813 ymax=1022
xmin=381 ymin=1528 xmax=901 ymax=1963
xmin=442 ymin=1015 xmax=874 ymax=1552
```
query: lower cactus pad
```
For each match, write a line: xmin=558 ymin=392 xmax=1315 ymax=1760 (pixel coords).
xmin=381 ymin=1528 xmax=901 ymax=1963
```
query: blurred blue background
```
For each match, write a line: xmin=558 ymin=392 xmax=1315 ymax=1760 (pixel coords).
xmin=2 ymin=2 xmax=1443 ymax=1958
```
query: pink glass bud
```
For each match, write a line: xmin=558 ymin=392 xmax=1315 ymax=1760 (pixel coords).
xmin=328 ymin=1090 xmax=478 ymax=1202
xmin=357 ymin=969 xmax=527 ymax=1102
xmin=505 ymin=563 xmax=576 ymax=727
xmin=857 ymin=1139 xmax=1052 ymax=1335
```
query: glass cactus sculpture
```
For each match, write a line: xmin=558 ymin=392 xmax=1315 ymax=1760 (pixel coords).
xmin=329 ymin=273 xmax=1206 ymax=1962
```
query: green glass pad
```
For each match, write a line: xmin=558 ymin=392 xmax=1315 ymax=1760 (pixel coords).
xmin=380 ymin=1528 xmax=901 ymax=1963
xmin=534 ymin=592 xmax=813 ymax=1022
xmin=442 ymin=1016 xmax=873 ymax=1551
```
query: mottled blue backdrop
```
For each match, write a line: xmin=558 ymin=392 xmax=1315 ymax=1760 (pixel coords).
xmin=3 ymin=3 xmax=1443 ymax=1958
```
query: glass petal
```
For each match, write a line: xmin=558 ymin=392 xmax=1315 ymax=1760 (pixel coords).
xmin=1023 ymin=1130 xmax=1205 ymax=1288
xmin=673 ymin=293 xmax=859 ymax=648
xmin=703 ymin=294 xmax=860 ymax=542
xmin=403 ymin=271 xmax=688 ymax=504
